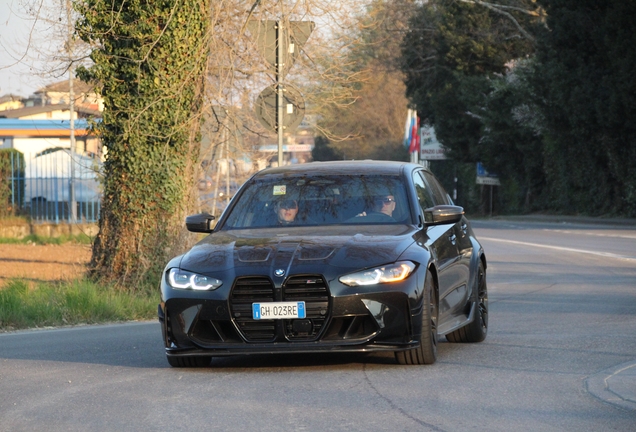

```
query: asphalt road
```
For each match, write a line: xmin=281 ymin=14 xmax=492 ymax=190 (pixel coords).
xmin=1 ymin=219 xmax=635 ymax=431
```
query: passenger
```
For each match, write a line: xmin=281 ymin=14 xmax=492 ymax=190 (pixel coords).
xmin=357 ymin=195 xmax=396 ymax=218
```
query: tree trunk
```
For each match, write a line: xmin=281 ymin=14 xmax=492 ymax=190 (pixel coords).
xmin=76 ymin=0 xmax=210 ymax=288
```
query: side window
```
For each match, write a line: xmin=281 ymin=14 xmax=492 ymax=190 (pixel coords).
xmin=421 ymin=171 xmax=450 ymax=205
xmin=412 ymin=172 xmax=435 ymax=212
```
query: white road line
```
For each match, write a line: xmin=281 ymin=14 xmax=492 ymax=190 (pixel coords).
xmin=480 ymin=237 xmax=636 ymax=262
xmin=543 ymin=229 xmax=636 ymax=240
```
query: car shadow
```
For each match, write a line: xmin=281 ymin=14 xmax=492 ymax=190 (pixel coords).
xmin=0 ymin=321 xmax=454 ymax=370
xmin=206 ymin=351 xmax=398 ymax=369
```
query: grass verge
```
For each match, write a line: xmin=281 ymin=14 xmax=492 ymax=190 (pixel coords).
xmin=0 ymin=278 xmax=158 ymax=332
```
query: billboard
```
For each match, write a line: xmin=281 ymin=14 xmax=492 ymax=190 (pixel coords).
xmin=419 ymin=126 xmax=447 ymax=160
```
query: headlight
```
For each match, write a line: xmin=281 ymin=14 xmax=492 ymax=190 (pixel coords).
xmin=339 ymin=261 xmax=416 ymax=287
xmin=167 ymin=268 xmax=223 ymax=290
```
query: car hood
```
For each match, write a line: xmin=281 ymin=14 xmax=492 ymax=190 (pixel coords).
xmin=177 ymin=224 xmax=419 ymax=275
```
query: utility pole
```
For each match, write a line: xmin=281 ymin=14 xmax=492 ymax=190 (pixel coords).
xmin=66 ymin=0 xmax=77 ymax=222
xmin=276 ymin=21 xmax=284 ymax=167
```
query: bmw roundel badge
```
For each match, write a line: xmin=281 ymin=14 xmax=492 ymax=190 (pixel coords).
xmin=274 ymin=269 xmax=286 ymax=277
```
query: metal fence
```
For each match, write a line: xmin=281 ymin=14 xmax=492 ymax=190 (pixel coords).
xmin=6 ymin=150 xmax=102 ymax=223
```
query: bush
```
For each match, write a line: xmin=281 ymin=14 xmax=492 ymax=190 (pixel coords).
xmin=0 ymin=149 xmax=25 ymax=217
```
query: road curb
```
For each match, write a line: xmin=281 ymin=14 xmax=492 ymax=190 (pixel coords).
xmin=585 ymin=360 xmax=636 ymax=411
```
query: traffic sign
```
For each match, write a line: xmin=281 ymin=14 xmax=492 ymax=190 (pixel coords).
xmin=255 ymin=84 xmax=305 ymax=133
xmin=476 ymin=162 xmax=501 ymax=185
xmin=247 ymin=20 xmax=314 ymax=76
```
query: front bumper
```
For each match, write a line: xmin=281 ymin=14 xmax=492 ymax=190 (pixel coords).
xmin=159 ymin=275 xmax=420 ymax=357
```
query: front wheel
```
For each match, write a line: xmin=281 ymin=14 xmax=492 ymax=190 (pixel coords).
xmin=395 ymin=269 xmax=438 ymax=365
xmin=446 ymin=260 xmax=488 ymax=343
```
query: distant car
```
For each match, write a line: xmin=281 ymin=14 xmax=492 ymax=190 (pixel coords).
xmin=197 ymin=177 xmax=213 ymax=191
xmin=197 ymin=176 xmax=239 ymax=195
xmin=158 ymin=161 xmax=488 ymax=367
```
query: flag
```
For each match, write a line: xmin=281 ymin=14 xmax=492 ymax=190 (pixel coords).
xmin=403 ymin=109 xmax=413 ymax=148
xmin=408 ymin=112 xmax=420 ymax=154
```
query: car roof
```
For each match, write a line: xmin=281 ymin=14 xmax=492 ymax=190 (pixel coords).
xmin=253 ymin=160 xmax=422 ymax=178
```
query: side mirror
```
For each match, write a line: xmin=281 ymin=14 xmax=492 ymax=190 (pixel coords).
xmin=185 ymin=213 xmax=215 ymax=233
xmin=423 ymin=205 xmax=464 ymax=226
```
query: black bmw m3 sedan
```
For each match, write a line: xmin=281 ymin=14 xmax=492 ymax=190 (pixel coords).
xmin=158 ymin=160 xmax=488 ymax=366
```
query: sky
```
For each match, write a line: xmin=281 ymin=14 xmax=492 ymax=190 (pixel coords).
xmin=0 ymin=0 xmax=55 ymax=97
xmin=0 ymin=0 xmax=362 ymax=98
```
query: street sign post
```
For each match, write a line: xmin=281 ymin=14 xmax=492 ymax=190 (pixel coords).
xmin=476 ymin=162 xmax=500 ymax=217
xmin=248 ymin=19 xmax=314 ymax=166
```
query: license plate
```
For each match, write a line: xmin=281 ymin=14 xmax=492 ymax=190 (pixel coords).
xmin=252 ymin=302 xmax=306 ymax=320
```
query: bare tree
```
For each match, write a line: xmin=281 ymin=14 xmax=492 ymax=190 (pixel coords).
xmin=198 ymin=0 xmax=409 ymax=202
xmin=1 ymin=0 xmax=92 ymax=94
xmin=307 ymin=0 xmax=417 ymax=158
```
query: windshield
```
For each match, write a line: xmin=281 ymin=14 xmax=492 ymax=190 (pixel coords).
xmin=222 ymin=174 xmax=412 ymax=229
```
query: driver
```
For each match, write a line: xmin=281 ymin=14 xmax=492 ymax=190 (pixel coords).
xmin=372 ymin=194 xmax=396 ymax=217
xmin=275 ymin=199 xmax=299 ymax=225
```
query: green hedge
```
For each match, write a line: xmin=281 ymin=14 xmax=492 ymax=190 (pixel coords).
xmin=0 ymin=149 xmax=25 ymax=217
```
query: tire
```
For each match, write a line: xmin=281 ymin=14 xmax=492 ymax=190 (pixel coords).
xmin=167 ymin=355 xmax=211 ymax=368
xmin=395 ymin=269 xmax=438 ymax=365
xmin=446 ymin=260 xmax=488 ymax=343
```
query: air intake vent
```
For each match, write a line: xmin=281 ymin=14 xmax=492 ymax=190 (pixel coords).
xmin=230 ymin=277 xmax=276 ymax=341
xmin=283 ymin=276 xmax=330 ymax=340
